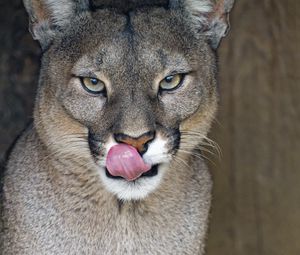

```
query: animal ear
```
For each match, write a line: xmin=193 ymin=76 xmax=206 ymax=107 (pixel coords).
xmin=23 ymin=0 xmax=90 ymax=49
xmin=171 ymin=0 xmax=235 ymax=49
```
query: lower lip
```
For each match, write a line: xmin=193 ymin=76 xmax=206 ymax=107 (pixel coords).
xmin=105 ymin=164 xmax=159 ymax=180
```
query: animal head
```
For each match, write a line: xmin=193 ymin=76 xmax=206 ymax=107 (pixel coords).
xmin=24 ymin=0 xmax=234 ymax=200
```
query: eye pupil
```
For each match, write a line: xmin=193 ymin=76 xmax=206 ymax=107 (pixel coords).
xmin=90 ymin=78 xmax=98 ymax=85
xmin=165 ymin=76 xmax=173 ymax=83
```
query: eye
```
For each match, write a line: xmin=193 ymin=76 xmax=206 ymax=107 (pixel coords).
xmin=159 ymin=74 xmax=185 ymax=91
xmin=80 ymin=77 xmax=106 ymax=95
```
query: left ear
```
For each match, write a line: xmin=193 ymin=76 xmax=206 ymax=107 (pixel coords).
xmin=171 ymin=0 xmax=235 ymax=49
xmin=23 ymin=0 xmax=91 ymax=50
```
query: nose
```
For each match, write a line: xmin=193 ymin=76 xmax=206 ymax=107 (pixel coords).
xmin=114 ymin=131 xmax=155 ymax=154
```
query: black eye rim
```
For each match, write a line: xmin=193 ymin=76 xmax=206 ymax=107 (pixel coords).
xmin=79 ymin=77 xmax=107 ymax=96
xmin=159 ymin=73 xmax=186 ymax=92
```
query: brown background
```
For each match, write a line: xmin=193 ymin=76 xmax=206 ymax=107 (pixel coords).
xmin=0 ymin=1 xmax=299 ymax=254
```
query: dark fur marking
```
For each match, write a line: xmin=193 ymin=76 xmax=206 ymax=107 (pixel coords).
xmin=173 ymin=128 xmax=181 ymax=153
xmin=91 ymin=0 xmax=170 ymax=13
xmin=124 ymin=11 xmax=134 ymax=36
xmin=117 ymin=198 xmax=124 ymax=213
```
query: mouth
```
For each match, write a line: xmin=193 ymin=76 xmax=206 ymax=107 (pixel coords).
xmin=105 ymin=164 xmax=159 ymax=180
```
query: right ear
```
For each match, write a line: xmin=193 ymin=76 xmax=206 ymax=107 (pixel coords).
xmin=169 ymin=0 xmax=235 ymax=49
xmin=23 ymin=0 xmax=91 ymax=50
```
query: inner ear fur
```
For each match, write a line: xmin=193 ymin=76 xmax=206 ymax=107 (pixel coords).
xmin=23 ymin=0 xmax=90 ymax=49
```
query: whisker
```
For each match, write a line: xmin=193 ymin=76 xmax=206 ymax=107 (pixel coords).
xmin=176 ymin=148 xmax=216 ymax=167
xmin=172 ymin=155 xmax=191 ymax=170
xmin=180 ymin=130 xmax=222 ymax=157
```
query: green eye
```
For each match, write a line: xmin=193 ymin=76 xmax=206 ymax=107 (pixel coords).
xmin=80 ymin=77 xmax=106 ymax=95
xmin=159 ymin=74 xmax=184 ymax=91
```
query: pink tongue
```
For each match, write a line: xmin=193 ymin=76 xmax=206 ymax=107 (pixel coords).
xmin=106 ymin=144 xmax=151 ymax=181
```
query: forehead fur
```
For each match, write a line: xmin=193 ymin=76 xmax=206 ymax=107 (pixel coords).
xmin=52 ymin=7 xmax=203 ymax=62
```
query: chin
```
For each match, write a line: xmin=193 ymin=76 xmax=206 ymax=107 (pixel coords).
xmin=98 ymin=163 xmax=168 ymax=201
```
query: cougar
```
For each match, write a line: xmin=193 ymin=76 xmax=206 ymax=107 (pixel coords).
xmin=1 ymin=0 xmax=234 ymax=254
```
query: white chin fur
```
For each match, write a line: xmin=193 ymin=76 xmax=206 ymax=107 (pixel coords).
xmin=98 ymin=164 xmax=167 ymax=201
xmin=97 ymin=135 xmax=170 ymax=201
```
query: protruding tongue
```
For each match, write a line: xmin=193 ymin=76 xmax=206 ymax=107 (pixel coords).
xmin=106 ymin=144 xmax=151 ymax=181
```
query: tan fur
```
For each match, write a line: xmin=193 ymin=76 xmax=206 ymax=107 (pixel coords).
xmin=1 ymin=0 xmax=234 ymax=254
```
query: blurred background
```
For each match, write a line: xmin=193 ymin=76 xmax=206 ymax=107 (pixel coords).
xmin=0 ymin=0 xmax=299 ymax=254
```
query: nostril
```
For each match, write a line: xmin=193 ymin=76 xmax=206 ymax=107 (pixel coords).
xmin=113 ymin=131 xmax=156 ymax=154
xmin=114 ymin=133 xmax=127 ymax=144
xmin=145 ymin=130 xmax=155 ymax=142
xmin=139 ymin=143 xmax=148 ymax=156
